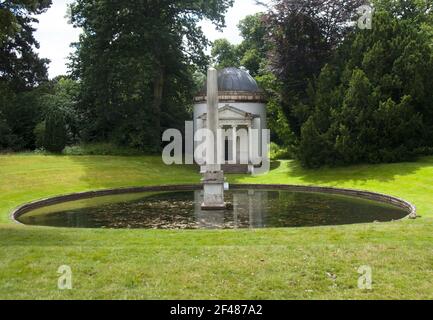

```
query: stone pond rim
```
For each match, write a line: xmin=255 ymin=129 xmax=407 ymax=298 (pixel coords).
xmin=10 ymin=184 xmax=417 ymax=225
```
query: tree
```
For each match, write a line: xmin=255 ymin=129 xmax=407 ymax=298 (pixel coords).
xmin=34 ymin=76 xmax=79 ymax=153
xmin=0 ymin=0 xmax=51 ymax=151
xmin=297 ymin=0 xmax=433 ymax=167
xmin=210 ymin=13 xmax=269 ymax=76
xmin=70 ymin=0 xmax=234 ymax=152
xmin=0 ymin=0 xmax=51 ymax=91
xmin=264 ymin=0 xmax=365 ymax=137
xmin=211 ymin=38 xmax=240 ymax=69
xmin=37 ymin=77 xmax=80 ymax=146
xmin=237 ymin=13 xmax=268 ymax=76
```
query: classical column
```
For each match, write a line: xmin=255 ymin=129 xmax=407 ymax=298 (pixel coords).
xmin=218 ymin=125 xmax=225 ymax=165
xmin=248 ymin=126 xmax=254 ymax=173
xmin=196 ymin=118 xmax=205 ymax=169
xmin=253 ymin=117 xmax=261 ymax=162
xmin=231 ymin=125 xmax=237 ymax=165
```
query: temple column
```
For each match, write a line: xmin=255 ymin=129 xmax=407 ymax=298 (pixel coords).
xmin=248 ymin=125 xmax=254 ymax=173
xmin=231 ymin=125 xmax=237 ymax=165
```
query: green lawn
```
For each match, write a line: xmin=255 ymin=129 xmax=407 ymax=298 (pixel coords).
xmin=1 ymin=154 xmax=433 ymax=299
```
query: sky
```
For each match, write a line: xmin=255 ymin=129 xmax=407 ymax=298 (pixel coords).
xmin=34 ymin=0 xmax=270 ymax=79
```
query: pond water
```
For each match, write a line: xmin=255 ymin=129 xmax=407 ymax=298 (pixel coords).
xmin=17 ymin=189 xmax=408 ymax=229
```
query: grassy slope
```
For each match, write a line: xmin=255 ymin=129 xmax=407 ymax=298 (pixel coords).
xmin=0 ymin=155 xmax=433 ymax=299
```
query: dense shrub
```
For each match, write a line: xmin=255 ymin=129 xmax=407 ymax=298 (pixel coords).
xmin=63 ymin=143 xmax=146 ymax=156
xmin=0 ymin=113 xmax=18 ymax=151
xmin=270 ymin=142 xmax=293 ymax=160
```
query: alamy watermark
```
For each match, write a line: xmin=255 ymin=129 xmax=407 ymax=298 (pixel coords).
xmin=358 ymin=265 xmax=373 ymax=290
xmin=162 ymin=121 xmax=271 ymax=176
xmin=357 ymin=4 xmax=374 ymax=30
xmin=58 ymin=265 xmax=73 ymax=290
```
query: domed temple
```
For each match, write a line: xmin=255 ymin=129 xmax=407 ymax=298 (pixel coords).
xmin=193 ymin=67 xmax=267 ymax=174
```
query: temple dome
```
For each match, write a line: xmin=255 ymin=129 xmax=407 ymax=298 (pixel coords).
xmin=195 ymin=67 xmax=266 ymax=103
xmin=215 ymin=67 xmax=262 ymax=93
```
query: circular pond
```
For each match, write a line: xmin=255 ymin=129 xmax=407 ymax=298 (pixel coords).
xmin=15 ymin=187 xmax=410 ymax=229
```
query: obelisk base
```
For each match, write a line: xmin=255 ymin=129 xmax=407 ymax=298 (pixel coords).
xmin=201 ymin=171 xmax=227 ymax=210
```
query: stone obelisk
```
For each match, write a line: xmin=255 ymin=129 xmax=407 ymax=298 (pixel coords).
xmin=201 ymin=67 xmax=226 ymax=210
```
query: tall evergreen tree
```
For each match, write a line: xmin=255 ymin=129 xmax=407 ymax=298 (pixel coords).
xmin=298 ymin=0 xmax=433 ymax=167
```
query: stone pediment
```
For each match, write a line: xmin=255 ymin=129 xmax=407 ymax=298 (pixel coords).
xmin=199 ymin=105 xmax=258 ymax=121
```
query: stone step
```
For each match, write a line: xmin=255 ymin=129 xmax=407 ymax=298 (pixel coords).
xmin=222 ymin=164 xmax=249 ymax=174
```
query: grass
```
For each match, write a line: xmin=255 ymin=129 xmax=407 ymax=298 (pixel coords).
xmin=1 ymin=154 xmax=433 ymax=299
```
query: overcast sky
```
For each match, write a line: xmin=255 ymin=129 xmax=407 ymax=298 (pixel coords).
xmin=34 ymin=0 xmax=270 ymax=78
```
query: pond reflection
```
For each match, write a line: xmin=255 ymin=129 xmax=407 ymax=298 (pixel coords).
xmin=18 ymin=189 xmax=408 ymax=229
